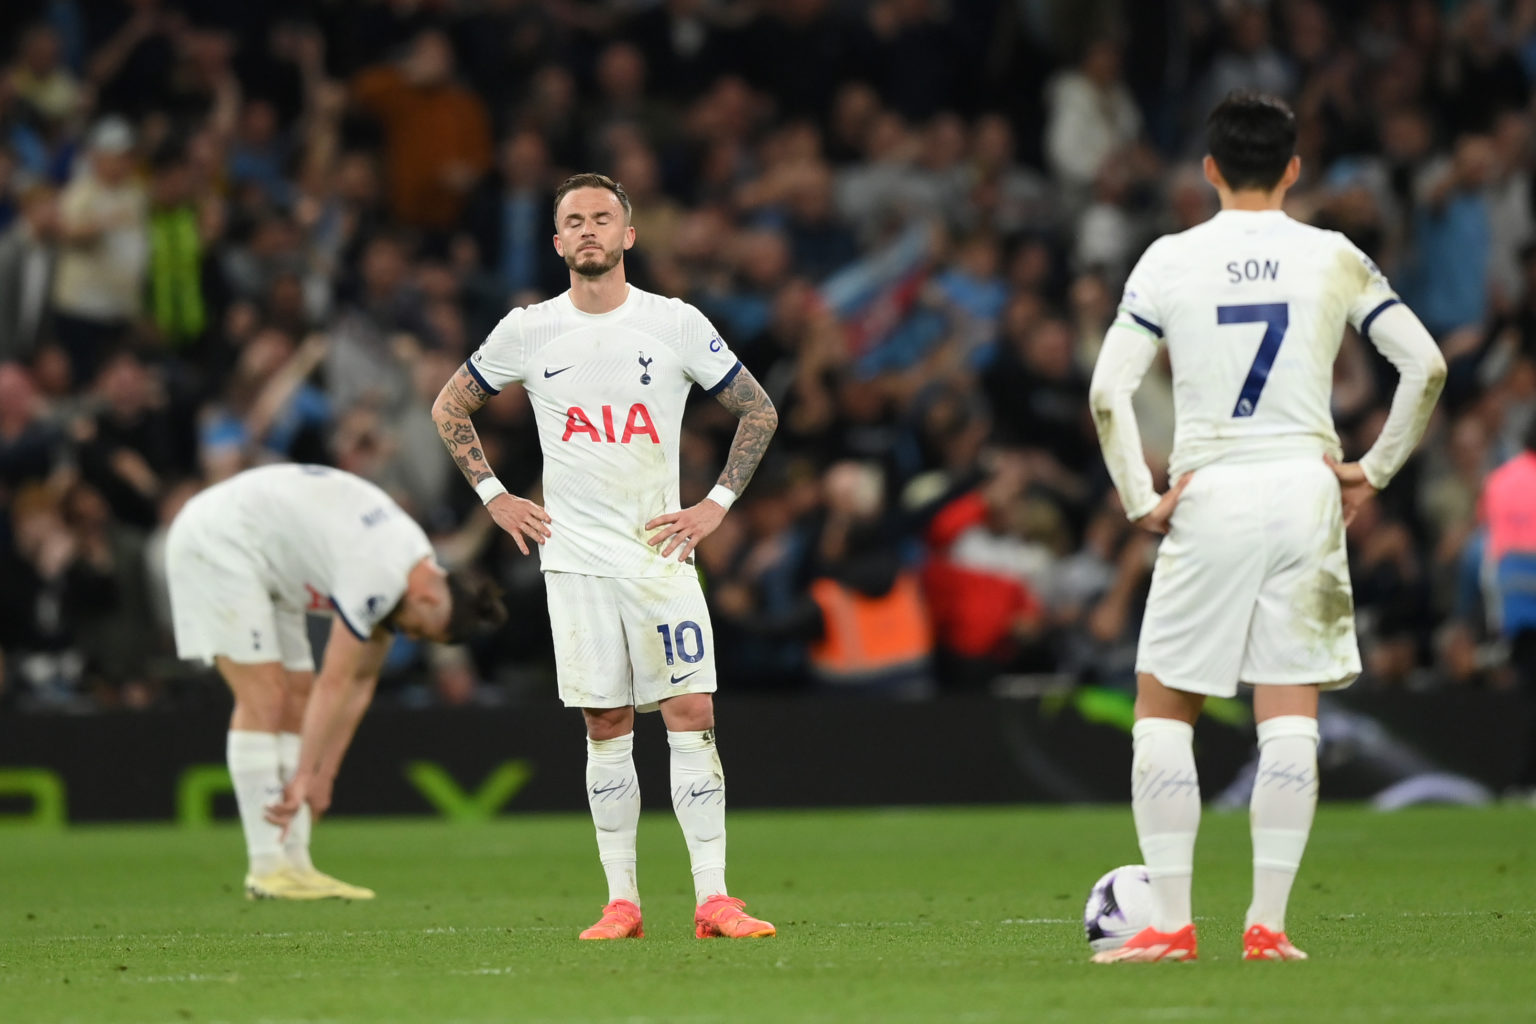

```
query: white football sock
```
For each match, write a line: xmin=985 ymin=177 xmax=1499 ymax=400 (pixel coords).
xmin=276 ymin=732 xmax=314 ymax=872
xmin=586 ymin=733 xmax=641 ymax=906
xmin=668 ymin=729 xmax=728 ymax=903
xmin=227 ymin=730 xmax=287 ymax=877
xmin=1131 ymin=717 xmax=1201 ymax=932
xmin=1246 ymin=715 xmax=1320 ymax=933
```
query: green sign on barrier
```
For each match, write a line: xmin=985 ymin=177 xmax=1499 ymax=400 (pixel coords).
xmin=171 ymin=761 xmax=535 ymax=826
xmin=0 ymin=768 xmax=66 ymax=827
xmin=177 ymin=764 xmax=234 ymax=827
xmin=404 ymin=760 xmax=534 ymax=822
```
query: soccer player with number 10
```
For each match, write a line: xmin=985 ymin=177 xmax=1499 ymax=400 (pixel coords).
xmin=432 ymin=173 xmax=778 ymax=940
xmin=1087 ymin=92 xmax=1446 ymax=962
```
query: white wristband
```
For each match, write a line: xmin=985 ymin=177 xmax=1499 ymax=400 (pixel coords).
xmin=475 ymin=477 xmax=508 ymax=505
xmin=706 ymin=484 xmax=737 ymax=511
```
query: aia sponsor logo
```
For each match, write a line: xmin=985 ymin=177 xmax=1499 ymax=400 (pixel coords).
xmin=562 ymin=403 xmax=660 ymax=443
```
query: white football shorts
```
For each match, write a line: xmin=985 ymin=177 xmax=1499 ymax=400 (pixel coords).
xmin=165 ymin=491 xmax=314 ymax=673
xmin=545 ymin=570 xmax=718 ymax=712
xmin=1136 ymin=456 xmax=1361 ymax=697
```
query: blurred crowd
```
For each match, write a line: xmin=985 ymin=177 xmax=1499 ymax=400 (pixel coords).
xmin=2 ymin=0 xmax=1534 ymax=713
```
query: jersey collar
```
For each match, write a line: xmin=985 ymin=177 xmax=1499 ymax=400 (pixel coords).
xmin=563 ymin=284 xmax=635 ymax=320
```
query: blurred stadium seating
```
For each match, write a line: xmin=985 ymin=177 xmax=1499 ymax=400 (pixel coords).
xmin=0 ymin=0 xmax=1531 ymax=765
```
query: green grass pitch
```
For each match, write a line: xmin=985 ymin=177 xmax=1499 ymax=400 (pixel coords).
xmin=2 ymin=806 xmax=1532 ymax=1023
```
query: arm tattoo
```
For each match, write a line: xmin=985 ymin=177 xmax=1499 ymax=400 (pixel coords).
xmin=712 ymin=366 xmax=778 ymax=498
xmin=432 ymin=365 xmax=497 ymax=488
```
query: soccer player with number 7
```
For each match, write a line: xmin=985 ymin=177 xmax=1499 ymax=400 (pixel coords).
xmin=1087 ymin=92 xmax=1446 ymax=963
xmin=431 ymin=173 xmax=778 ymax=940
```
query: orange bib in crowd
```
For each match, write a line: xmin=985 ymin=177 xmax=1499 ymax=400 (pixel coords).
xmin=808 ymin=574 xmax=934 ymax=683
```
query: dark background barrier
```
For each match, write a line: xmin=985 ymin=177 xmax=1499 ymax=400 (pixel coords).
xmin=0 ymin=692 xmax=1525 ymax=824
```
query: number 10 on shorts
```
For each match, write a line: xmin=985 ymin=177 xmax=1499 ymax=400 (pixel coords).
xmin=656 ymin=621 xmax=705 ymax=665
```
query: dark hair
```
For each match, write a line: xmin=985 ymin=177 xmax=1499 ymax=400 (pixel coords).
xmin=553 ymin=172 xmax=631 ymax=226
xmin=444 ymin=571 xmax=509 ymax=642
xmin=1207 ymin=91 xmax=1297 ymax=192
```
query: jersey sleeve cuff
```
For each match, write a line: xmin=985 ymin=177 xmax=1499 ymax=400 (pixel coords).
xmin=1123 ymin=494 xmax=1160 ymax=522
xmin=464 ymin=359 xmax=503 ymax=396
xmin=1358 ymin=458 xmax=1389 ymax=492
xmin=1358 ymin=298 xmax=1401 ymax=341
xmin=329 ymin=596 xmax=372 ymax=641
xmin=703 ymin=360 xmax=743 ymax=396
xmin=1124 ymin=312 xmax=1164 ymax=338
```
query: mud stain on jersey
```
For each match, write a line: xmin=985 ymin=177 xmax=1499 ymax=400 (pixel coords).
xmin=1091 ymin=404 xmax=1132 ymax=501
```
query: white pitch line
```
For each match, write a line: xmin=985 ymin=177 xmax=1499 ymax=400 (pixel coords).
xmin=32 ymin=924 xmax=568 ymax=944
xmin=1137 ymin=1005 xmax=1533 ymax=1022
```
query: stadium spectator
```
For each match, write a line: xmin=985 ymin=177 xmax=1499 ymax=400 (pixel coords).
xmin=465 ymin=130 xmax=563 ymax=301
xmin=75 ymin=347 xmax=182 ymax=530
xmin=623 ymin=0 xmax=724 ymax=102
xmin=921 ymin=454 xmax=1048 ymax=687
xmin=323 ymin=232 xmax=423 ymax=420
xmin=1 ymin=482 xmax=86 ymax=709
xmin=1480 ymin=420 xmax=1536 ymax=787
xmin=58 ymin=479 xmax=155 ymax=706
xmin=728 ymin=460 xmax=937 ymax=698
xmin=1407 ymin=133 xmax=1497 ymax=338
xmin=8 ymin=23 xmax=85 ymax=130
xmin=1045 ymin=37 xmax=1143 ymax=204
xmin=1199 ymin=5 xmax=1298 ymax=119
xmin=0 ymin=183 xmax=59 ymax=362
xmin=964 ymin=114 xmax=1054 ymax=237
xmin=1439 ymin=0 xmax=1530 ymax=137
xmin=0 ymin=362 xmax=63 ymax=499
xmin=859 ymin=0 xmax=968 ymax=121
xmin=50 ymin=116 xmax=147 ymax=383
xmin=145 ymin=144 xmax=214 ymax=350
xmin=583 ymin=42 xmax=676 ymax=162
xmin=350 ymin=29 xmax=492 ymax=232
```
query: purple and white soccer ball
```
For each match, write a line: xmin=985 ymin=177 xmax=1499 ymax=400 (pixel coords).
xmin=1084 ymin=865 xmax=1152 ymax=952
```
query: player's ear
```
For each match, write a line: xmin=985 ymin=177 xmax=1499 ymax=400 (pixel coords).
xmin=552 ymin=233 xmax=563 ymax=256
xmin=1280 ymin=155 xmax=1301 ymax=191
xmin=623 ymin=224 xmax=635 ymax=250
xmin=1202 ymin=155 xmax=1224 ymax=192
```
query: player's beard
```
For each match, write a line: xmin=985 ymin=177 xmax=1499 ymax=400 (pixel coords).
xmin=565 ymin=244 xmax=623 ymax=279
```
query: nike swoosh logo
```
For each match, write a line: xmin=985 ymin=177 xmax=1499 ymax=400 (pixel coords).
xmin=543 ymin=366 xmax=573 ymax=378
xmin=590 ymin=780 xmax=630 ymax=796
xmin=669 ymin=669 xmax=701 ymax=685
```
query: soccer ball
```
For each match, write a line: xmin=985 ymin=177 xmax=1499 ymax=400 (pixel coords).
xmin=1083 ymin=864 xmax=1152 ymax=952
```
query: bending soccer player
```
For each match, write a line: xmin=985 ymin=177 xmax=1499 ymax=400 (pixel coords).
xmin=1087 ymin=93 xmax=1445 ymax=962
xmin=432 ymin=173 xmax=779 ymax=940
xmin=167 ymin=463 xmax=507 ymax=899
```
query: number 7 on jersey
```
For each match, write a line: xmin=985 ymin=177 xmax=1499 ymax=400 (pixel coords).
xmin=1218 ymin=302 xmax=1290 ymax=418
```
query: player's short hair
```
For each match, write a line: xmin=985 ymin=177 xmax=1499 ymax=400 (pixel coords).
xmin=553 ymin=172 xmax=631 ymax=226
xmin=443 ymin=571 xmax=509 ymax=643
xmin=1207 ymin=91 xmax=1297 ymax=192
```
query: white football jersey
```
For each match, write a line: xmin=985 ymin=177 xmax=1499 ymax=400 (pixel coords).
xmin=1116 ymin=209 xmax=1399 ymax=478
xmin=189 ymin=463 xmax=435 ymax=637
xmin=467 ymin=286 xmax=742 ymax=578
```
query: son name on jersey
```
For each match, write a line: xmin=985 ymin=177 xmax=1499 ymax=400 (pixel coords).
xmin=1226 ymin=258 xmax=1280 ymax=282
